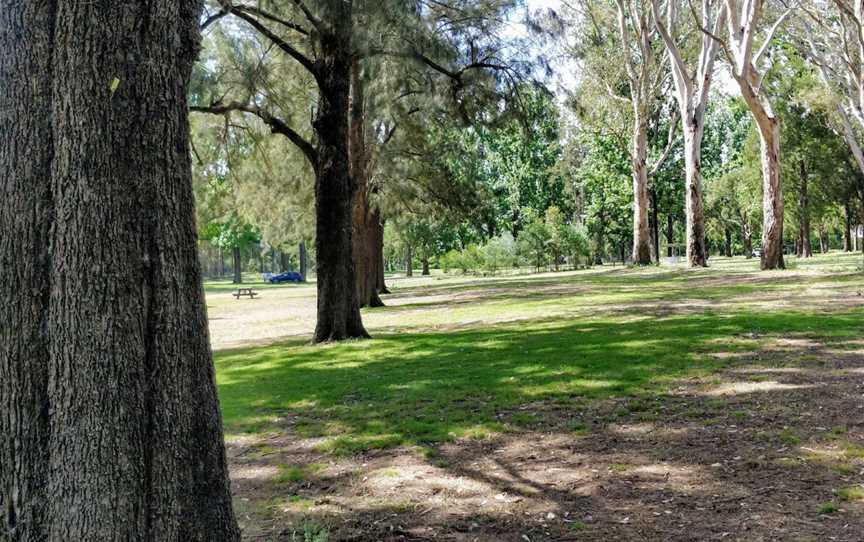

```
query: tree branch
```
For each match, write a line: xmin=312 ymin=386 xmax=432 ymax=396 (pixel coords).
xmin=229 ymin=8 xmax=317 ymax=77
xmin=234 ymin=4 xmax=310 ymax=36
xmin=190 ymin=101 xmax=318 ymax=166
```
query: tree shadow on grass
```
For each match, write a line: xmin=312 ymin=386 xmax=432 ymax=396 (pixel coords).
xmin=216 ymin=308 xmax=863 ymax=452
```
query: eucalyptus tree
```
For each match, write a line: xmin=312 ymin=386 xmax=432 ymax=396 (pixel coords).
xmin=568 ymin=0 xmax=676 ymax=264
xmin=800 ymin=2 xmax=864 ymax=237
xmin=1 ymin=1 xmax=239 ymax=539
xmin=702 ymin=0 xmax=794 ymax=268
xmin=650 ymin=0 xmax=727 ymax=266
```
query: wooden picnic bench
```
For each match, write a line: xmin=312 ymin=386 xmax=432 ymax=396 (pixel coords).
xmin=232 ymin=287 xmax=258 ymax=299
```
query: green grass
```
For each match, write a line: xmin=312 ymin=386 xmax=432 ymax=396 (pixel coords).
xmin=214 ymin=253 xmax=863 ymax=455
xmin=818 ymin=502 xmax=839 ymax=514
xmin=838 ymin=486 xmax=864 ymax=502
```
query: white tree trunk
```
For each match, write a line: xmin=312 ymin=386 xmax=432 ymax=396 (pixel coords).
xmin=632 ymin=113 xmax=653 ymax=264
xmin=683 ymin=122 xmax=708 ymax=267
xmin=757 ymin=120 xmax=785 ymax=269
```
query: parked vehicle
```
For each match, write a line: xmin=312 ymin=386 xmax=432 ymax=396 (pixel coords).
xmin=267 ymin=271 xmax=303 ymax=284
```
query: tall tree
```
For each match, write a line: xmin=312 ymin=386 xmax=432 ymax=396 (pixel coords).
xmin=570 ymin=0 xmax=676 ymax=264
xmin=707 ymin=0 xmax=792 ymax=269
xmin=1 ymin=1 xmax=240 ymax=539
xmin=195 ymin=0 xmax=368 ymax=342
xmin=651 ymin=0 xmax=727 ymax=266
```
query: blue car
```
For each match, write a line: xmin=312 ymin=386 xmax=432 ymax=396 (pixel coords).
xmin=267 ymin=271 xmax=303 ymax=284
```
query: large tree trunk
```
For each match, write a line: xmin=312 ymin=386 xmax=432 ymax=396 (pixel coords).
xmin=631 ymin=113 xmax=653 ymax=265
xmin=844 ymin=201 xmax=853 ymax=251
xmin=0 ymin=2 xmax=53 ymax=537
xmin=232 ymin=246 xmax=242 ymax=283
xmin=405 ymin=246 xmax=414 ymax=277
xmin=349 ymin=65 xmax=384 ymax=308
xmin=2 ymin=2 xmax=240 ymax=539
xmin=757 ymin=120 xmax=785 ymax=269
xmin=422 ymin=256 xmax=431 ymax=275
xmin=311 ymin=11 xmax=368 ymax=342
xmin=351 ymin=192 xmax=383 ymax=307
xmin=683 ymin=124 xmax=709 ymax=267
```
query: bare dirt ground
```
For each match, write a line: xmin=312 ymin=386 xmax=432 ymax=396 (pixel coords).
xmin=215 ymin=259 xmax=864 ymax=541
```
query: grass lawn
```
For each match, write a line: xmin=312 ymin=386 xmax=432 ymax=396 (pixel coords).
xmin=206 ymin=253 xmax=864 ymax=541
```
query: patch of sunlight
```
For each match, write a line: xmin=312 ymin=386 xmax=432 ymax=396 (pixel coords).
xmin=386 ymin=380 xmax=435 ymax=391
xmin=701 ymin=381 xmax=814 ymax=397
xmin=609 ymin=423 xmax=656 ymax=435
xmin=520 ymin=378 xmax=619 ymax=396
xmin=230 ymin=464 xmax=280 ymax=481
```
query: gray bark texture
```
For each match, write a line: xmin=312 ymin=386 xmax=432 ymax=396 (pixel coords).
xmin=1 ymin=1 xmax=240 ymax=540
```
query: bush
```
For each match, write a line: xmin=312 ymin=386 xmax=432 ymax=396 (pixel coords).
xmin=481 ymin=233 xmax=517 ymax=274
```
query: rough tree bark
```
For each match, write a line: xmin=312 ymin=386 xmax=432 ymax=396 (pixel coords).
xmin=1 ymin=1 xmax=240 ymax=540
xmin=0 ymin=2 xmax=53 ymax=538
xmin=311 ymin=6 xmax=369 ymax=342
xmin=350 ymin=63 xmax=384 ymax=308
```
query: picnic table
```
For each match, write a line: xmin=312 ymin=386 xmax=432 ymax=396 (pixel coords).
xmin=232 ymin=287 xmax=258 ymax=299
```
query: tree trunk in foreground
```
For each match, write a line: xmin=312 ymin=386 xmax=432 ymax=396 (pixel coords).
xmin=631 ymin=114 xmax=653 ymax=265
xmin=422 ymin=256 xmax=431 ymax=275
xmin=0 ymin=2 xmax=53 ymax=537
xmin=312 ymin=12 xmax=368 ymax=342
xmin=683 ymin=125 xmax=709 ymax=266
xmin=2 ymin=1 xmax=240 ymax=540
xmin=757 ymin=120 xmax=785 ymax=269
xmin=232 ymin=246 xmax=242 ymax=283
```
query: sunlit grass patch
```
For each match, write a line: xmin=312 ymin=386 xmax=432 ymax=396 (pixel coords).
xmin=213 ymin=255 xmax=864 ymax=455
